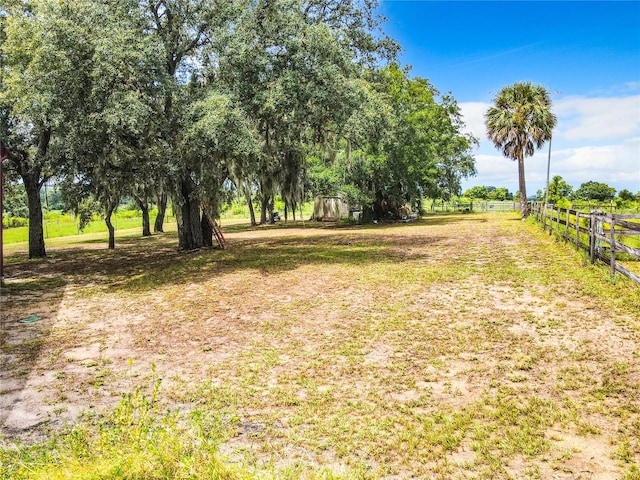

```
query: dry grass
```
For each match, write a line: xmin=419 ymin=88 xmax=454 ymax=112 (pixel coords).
xmin=1 ymin=212 xmax=639 ymax=479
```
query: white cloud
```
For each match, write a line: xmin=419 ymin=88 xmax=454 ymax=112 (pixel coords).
xmin=462 ymin=139 xmax=640 ymax=195
xmin=538 ymin=138 xmax=640 ymax=189
xmin=459 ymin=101 xmax=491 ymax=139
xmin=462 ymin=154 xmax=519 ymax=190
xmin=554 ymin=95 xmax=640 ymax=142
xmin=460 ymin=93 xmax=640 ymax=194
xmin=460 ymin=95 xmax=640 ymax=145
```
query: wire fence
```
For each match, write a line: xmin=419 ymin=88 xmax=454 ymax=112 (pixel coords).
xmin=427 ymin=200 xmax=520 ymax=213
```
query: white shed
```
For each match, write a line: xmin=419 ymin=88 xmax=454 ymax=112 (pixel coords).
xmin=313 ymin=195 xmax=350 ymax=221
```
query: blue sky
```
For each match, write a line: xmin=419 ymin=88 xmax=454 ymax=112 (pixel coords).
xmin=377 ymin=0 xmax=640 ymax=197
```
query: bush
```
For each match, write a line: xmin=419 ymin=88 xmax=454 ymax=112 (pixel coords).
xmin=43 ymin=210 xmax=66 ymax=221
xmin=232 ymin=204 xmax=247 ymax=216
xmin=119 ymin=209 xmax=140 ymax=219
xmin=3 ymin=217 xmax=29 ymax=228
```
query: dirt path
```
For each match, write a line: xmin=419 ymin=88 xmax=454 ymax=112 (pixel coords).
xmin=1 ymin=213 xmax=639 ymax=478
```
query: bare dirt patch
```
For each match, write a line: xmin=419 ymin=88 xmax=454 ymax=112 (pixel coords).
xmin=1 ymin=214 xmax=639 ymax=478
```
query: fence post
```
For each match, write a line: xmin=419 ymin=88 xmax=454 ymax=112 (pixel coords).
xmin=556 ymin=207 xmax=561 ymax=232
xmin=610 ymin=217 xmax=616 ymax=278
xmin=546 ymin=204 xmax=550 ymax=232
xmin=565 ymin=209 xmax=570 ymax=242
xmin=589 ymin=213 xmax=595 ymax=263
xmin=540 ymin=203 xmax=544 ymax=226
xmin=575 ymin=212 xmax=580 ymax=250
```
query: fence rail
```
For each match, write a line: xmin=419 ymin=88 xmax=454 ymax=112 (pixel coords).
xmin=529 ymin=202 xmax=640 ymax=285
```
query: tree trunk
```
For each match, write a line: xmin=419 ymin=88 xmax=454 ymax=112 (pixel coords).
xmin=244 ymin=186 xmax=257 ymax=226
xmin=141 ymin=204 xmax=151 ymax=237
xmin=19 ymin=128 xmax=50 ymax=259
xmin=105 ymin=201 xmax=117 ymax=249
xmin=201 ymin=209 xmax=213 ymax=247
xmin=134 ymin=195 xmax=151 ymax=237
xmin=268 ymin=197 xmax=274 ymax=222
xmin=518 ymin=151 xmax=529 ymax=218
xmin=177 ymin=174 xmax=203 ymax=250
xmin=154 ymin=192 xmax=167 ymax=233
xmin=23 ymin=173 xmax=46 ymax=258
xmin=260 ymin=195 xmax=269 ymax=224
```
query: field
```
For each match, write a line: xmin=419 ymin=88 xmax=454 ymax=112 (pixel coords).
xmin=1 ymin=201 xmax=313 ymax=244
xmin=1 ymin=210 xmax=159 ymax=244
xmin=1 ymin=213 xmax=639 ymax=479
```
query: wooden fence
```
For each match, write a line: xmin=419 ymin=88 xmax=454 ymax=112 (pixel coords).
xmin=529 ymin=202 xmax=640 ymax=285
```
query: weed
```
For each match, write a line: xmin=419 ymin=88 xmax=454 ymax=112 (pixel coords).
xmin=0 ymin=378 xmax=248 ymax=480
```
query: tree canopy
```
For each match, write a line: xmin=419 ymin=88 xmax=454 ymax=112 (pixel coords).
xmin=463 ymin=185 xmax=513 ymax=201
xmin=1 ymin=0 xmax=478 ymax=253
xmin=545 ymin=175 xmax=573 ymax=205
xmin=574 ymin=181 xmax=617 ymax=203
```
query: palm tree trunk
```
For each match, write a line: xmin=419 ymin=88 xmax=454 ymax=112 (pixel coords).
xmin=518 ymin=151 xmax=529 ymax=218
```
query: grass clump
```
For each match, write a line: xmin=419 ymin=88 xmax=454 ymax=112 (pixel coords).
xmin=0 ymin=378 xmax=248 ymax=480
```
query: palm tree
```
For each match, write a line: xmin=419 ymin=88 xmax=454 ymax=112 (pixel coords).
xmin=485 ymin=82 xmax=557 ymax=218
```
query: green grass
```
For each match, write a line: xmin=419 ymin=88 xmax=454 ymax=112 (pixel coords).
xmin=2 ymin=201 xmax=317 ymax=245
xmin=2 ymin=211 xmax=169 ymax=244
xmin=0 ymin=375 xmax=250 ymax=480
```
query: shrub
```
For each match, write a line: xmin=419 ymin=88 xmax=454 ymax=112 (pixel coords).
xmin=556 ymin=197 xmax=572 ymax=209
xmin=3 ymin=217 xmax=29 ymax=228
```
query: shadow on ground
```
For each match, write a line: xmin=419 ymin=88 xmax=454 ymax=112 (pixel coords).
xmin=3 ymin=219 xmax=459 ymax=297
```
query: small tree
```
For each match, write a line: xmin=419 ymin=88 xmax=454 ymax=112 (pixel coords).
xmin=545 ymin=175 xmax=573 ymax=205
xmin=488 ymin=187 xmax=512 ymax=201
xmin=618 ymin=189 xmax=634 ymax=202
xmin=464 ymin=186 xmax=489 ymax=200
xmin=574 ymin=181 xmax=616 ymax=203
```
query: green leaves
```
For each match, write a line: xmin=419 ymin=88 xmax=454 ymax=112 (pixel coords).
xmin=185 ymin=92 xmax=259 ymax=161
xmin=575 ymin=180 xmax=617 ymax=202
xmin=2 ymin=0 xmax=478 ymax=249
xmin=485 ymin=82 xmax=557 ymax=161
xmin=336 ymin=65 xmax=477 ymax=209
